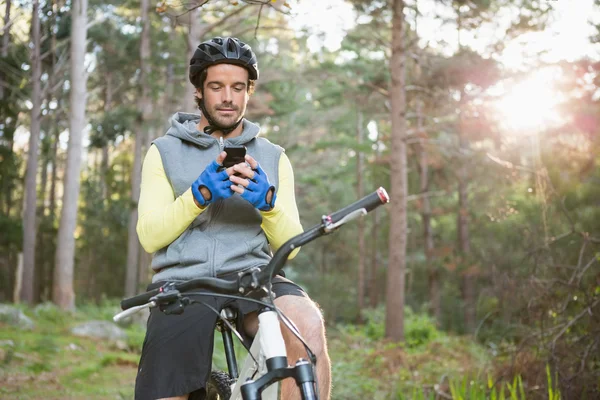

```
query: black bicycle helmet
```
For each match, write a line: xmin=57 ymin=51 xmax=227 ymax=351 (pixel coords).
xmin=189 ymin=37 xmax=259 ymax=85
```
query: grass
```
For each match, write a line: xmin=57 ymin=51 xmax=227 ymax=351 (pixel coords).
xmin=0 ymin=302 xmax=560 ymax=399
xmin=0 ymin=301 xmax=140 ymax=399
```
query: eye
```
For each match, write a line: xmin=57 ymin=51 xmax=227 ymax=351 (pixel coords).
xmin=234 ymin=85 xmax=245 ymax=92
xmin=209 ymin=84 xmax=221 ymax=91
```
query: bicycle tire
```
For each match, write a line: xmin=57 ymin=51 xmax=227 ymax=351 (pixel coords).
xmin=204 ymin=370 xmax=234 ymax=400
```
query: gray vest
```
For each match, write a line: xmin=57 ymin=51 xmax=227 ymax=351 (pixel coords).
xmin=150 ymin=129 xmax=283 ymax=283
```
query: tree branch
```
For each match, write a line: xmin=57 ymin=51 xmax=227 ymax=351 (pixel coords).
xmin=486 ymin=152 xmax=536 ymax=173
xmin=551 ymin=298 xmax=600 ymax=350
xmin=230 ymin=25 xmax=293 ymax=38
xmin=197 ymin=4 xmax=250 ymax=37
xmin=254 ymin=4 xmax=263 ymax=38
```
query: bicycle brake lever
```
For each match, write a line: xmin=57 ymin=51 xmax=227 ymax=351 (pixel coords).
xmin=149 ymin=282 xmax=181 ymax=307
xmin=322 ymin=208 xmax=367 ymax=233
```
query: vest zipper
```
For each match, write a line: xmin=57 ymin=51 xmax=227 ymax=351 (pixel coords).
xmin=219 ymin=136 xmax=224 ymax=150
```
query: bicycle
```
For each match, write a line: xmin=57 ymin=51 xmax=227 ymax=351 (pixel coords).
xmin=114 ymin=187 xmax=390 ymax=400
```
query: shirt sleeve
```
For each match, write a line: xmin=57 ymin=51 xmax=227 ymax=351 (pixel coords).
xmin=260 ymin=152 xmax=303 ymax=259
xmin=136 ymin=145 xmax=205 ymax=253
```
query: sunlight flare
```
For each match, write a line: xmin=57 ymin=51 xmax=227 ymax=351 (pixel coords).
xmin=494 ymin=68 xmax=565 ymax=132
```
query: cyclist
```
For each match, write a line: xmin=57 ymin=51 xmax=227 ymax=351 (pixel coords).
xmin=134 ymin=37 xmax=331 ymax=400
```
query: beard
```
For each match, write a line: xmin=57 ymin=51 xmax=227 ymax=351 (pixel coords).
xmin=205 ymin=102 xmax=245 ymax=134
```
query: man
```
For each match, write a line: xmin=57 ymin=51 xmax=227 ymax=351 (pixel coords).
xmin=135 ymin=37 xmax=331 ymax=400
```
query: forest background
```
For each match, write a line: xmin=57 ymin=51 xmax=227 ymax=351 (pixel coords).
xmin=1 ymin=0 xmax=599 ymax=398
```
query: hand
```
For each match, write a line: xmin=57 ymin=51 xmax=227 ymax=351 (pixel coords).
xmin=229 ymin=155 xmax=276 ymax=211
xmin=191 ymin=152 xmax=234 ymax=207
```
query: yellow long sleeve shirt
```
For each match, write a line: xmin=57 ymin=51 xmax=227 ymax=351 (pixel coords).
xmin=136 ymin=144 xmax=303 ymax=259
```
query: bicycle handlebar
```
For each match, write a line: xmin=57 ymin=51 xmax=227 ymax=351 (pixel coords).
xmin=120 ymin=277 xmax=239 ymax=311
xmin=118 ymin=187 xmax=390 ymax=313
xmin=328 ymin=187 xmax=389 ymax=225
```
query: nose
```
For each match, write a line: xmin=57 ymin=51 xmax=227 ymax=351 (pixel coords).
xmin=222 ymin=86 xmax=233 ymax=103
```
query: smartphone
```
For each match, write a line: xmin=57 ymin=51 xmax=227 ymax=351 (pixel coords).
xmin=222 ymin=145 xmax=247 ymax=169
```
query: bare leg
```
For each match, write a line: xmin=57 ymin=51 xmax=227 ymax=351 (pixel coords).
xmin=274 ymin=295 xmax=331 ymax=400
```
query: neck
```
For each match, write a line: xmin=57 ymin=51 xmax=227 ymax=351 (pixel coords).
xmin=197 ymin=114 xmax=244 ymax=139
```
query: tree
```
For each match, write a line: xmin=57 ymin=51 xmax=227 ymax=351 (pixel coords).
xmin=0 ymin=0 xmax=11 ymax=101
xmin=20 ymin=0 xmax=42 ymax=304
xmin=385 ymin=0 xmax=408 ymax=342
xmin=53 ymin=0 xmax=88 ymax=310
xmin=124 ymin=0 xmax=152 ymax=297
xmin=356 ymin=110 xmax=366 ymax=319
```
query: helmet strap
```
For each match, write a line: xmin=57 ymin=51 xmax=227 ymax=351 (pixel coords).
xmin=198 ymin=90 xmax=242 ymax=136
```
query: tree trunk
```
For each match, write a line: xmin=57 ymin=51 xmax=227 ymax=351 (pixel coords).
xmin=21 ymin=0 xmax=42 ymax=304
xmin=414 ymin=62 xmax=440 ymax=323
xmin=53 ymin=0 xmax=88 ymax=310
xmin=100 ymin=72 xmax=112 ymax=202
xmin=125 ymin=0 xmax=151 ymax=297
xmin=385 ymin=0 xmax=408 ymax=342
xmin=49 ymin=127 xmax=59 ymax=219
xmin=0 ymin=0 xmax=11 ymax=101
xmin=1 ymin=0 xmax=13 ymax=218
xmin=183 ymin=8 xmax=200 ymax=113
xmin=421 ymin=146 xmax=440 ymax=322
xmin=163 ymin=24 xmax=176 ymax=124
xmin=455 ymin=1 xmax=475 ymax=335
xmin=457 ymin=119 xmax=475 ymax=332
xmin=45 ymin=117 xmax=60 ymax=300
xmin=356 ymin=111 xmax=366 ymax=320
xmin=35 ymin=137 xmax=50 ymax=303
xmin=369 ymin=207 xmax=380 ymax=308
xmin=138 ymin=243 xmax=152 ymax=290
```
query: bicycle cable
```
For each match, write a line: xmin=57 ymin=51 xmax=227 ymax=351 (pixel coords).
xmin=266 ymin=275 xmax=321 ymax=396
xmin=187 ymin=297 xmax=260 ymax=367
xmin=182 ymin=289 xmax=319 ymax=391
xmin=182 ymin=291 xmax=310 ymax=367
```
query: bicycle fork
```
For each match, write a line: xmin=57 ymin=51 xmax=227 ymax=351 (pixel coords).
xmin=228 ymin=307 xmax=318 ymax=400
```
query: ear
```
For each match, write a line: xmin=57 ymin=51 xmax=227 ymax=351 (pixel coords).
xmin=195 ymin=88 xmax=202 ymax=100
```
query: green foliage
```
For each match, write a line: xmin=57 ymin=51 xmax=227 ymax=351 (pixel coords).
xmin=404 ymin=308 xmax=440 ymax=349
xmin=396 ymin=368 xmax=563 ymax=400
xmin=330 ymin=314 xmax=492 ymax=399
xmin=0 ymin=214 xmax=22 ymax=251
xmin=32 ymin=302 xmax=71 ymax=328
xmin=546 ymin=364 xmax=562 ymax=400
xmin=340 ymin=306 xmax=440 ymax=349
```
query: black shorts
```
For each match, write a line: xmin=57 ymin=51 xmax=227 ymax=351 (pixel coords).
xmin=134 ymin=275 xmax=306 ymax=400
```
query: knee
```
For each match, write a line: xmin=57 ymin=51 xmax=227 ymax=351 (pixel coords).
xmin=278 ymin=297 xmax=327 ymax=355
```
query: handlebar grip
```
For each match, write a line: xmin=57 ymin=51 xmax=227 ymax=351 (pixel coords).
xmin=121 ymin=288 xmax=160 ymax=310
xmin=328 ymin=187 xmax=390 ymax=224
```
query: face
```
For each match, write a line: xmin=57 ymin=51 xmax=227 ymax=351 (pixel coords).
xmin=196 ymin=64 xmax=250 ymax=130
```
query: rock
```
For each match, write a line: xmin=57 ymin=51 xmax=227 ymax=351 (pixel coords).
xmin=0 ymin=304 xmax=35 ymax=330
xmin=114 ymin=340 xmax=129 ymax=351
xmin=66 ymin=343 xmax=83 ymax=351
xmin=70 ymin=320 xmax=127 ymax=342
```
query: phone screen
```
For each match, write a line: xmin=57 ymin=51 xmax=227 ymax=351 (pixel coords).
xmin=222 ymin=146 xmax=247 ymax=168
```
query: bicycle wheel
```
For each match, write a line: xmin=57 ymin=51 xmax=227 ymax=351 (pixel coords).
xmin=204 ymin=370 xmax=234 ymax=400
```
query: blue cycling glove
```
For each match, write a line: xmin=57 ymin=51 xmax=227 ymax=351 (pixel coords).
xmin=191 ymin=160 xmax=233 ymax=207
xmin=241 ymin=163 xmax=276 ymax=211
